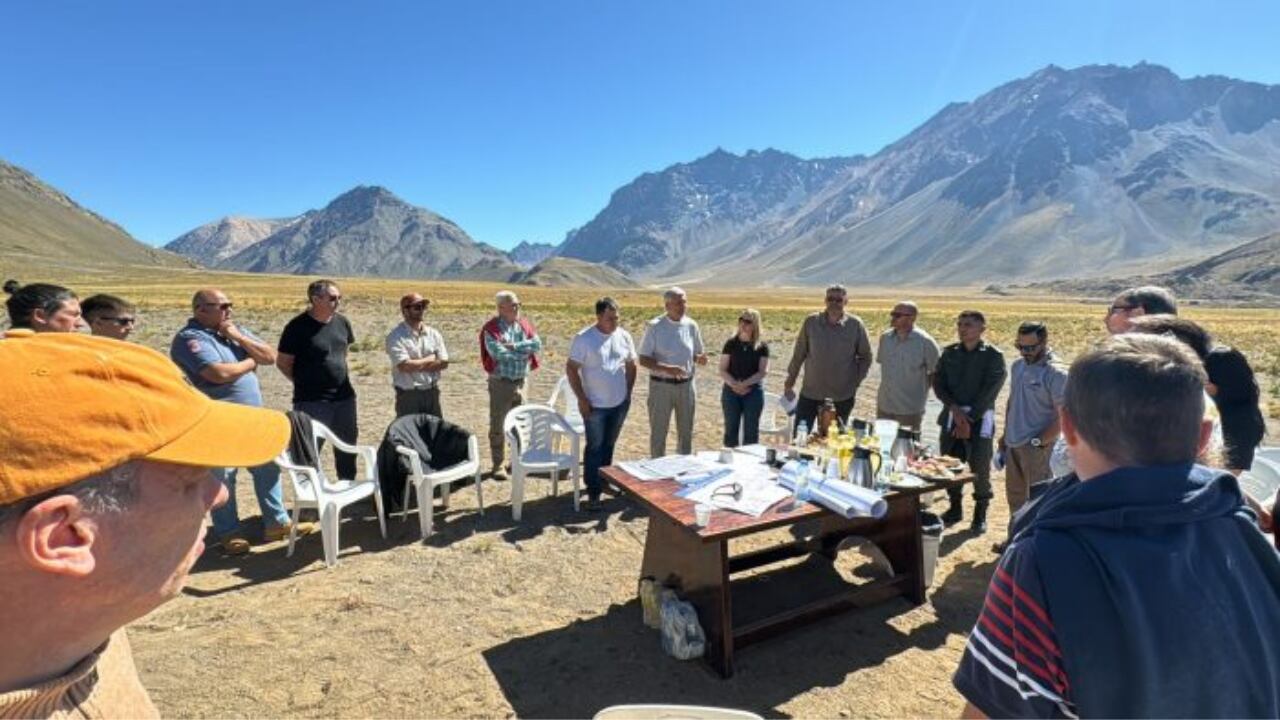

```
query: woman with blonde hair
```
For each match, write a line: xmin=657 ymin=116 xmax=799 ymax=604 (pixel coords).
xmin=718 ymin=308 xmax=770 ymax=447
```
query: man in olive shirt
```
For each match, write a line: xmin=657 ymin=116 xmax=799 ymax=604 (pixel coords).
xmin=933 ymin=310 xmax=1007 ymax=533
xmin=876 ymin=301 xmax=940 ymax=431
xmin=784 ymin=284 xmax=873 ymax=431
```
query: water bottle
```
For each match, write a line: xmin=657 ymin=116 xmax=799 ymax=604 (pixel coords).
xmin=795 ymin=421 xmax=809 ymax=447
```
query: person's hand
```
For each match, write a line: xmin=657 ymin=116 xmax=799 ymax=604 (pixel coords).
xmin=998 ymin=435 xmax=1007 ymax=451
xmin=576 ymin=398 xmax=592 ymax=420
xmin=666 ymin=364 xmax=688 ymax=380
xmin=218 ymin=320 xmax=241 ymax=340
xmin=1205 ymin=381 xmax=1219 ymax=397
xmin=694 ymin=353 xmax=709 ymax=366
xmin=783 ymin=386 xmax=796 ymax=402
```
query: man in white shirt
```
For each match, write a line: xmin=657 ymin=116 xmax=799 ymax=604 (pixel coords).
xmin=639 ymin=287 xmax=707 ymax=458
xmin=875 ymin=301 xmax=940 ymax=431
xmin=385 ymin=292 xmax=450 ymax=418
xmin=567 ymin=297 xmax=638 ymax=509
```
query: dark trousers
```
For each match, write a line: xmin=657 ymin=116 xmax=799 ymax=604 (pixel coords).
xmin=294 ymin=397 xmax=359 ymax=480
xmin=721 ymin=385 xmax=764 ymax=447
xmin=395 ymin=386 xmax=442 ymax=418
xmin=794 ymin=394 xmax=855 ymax=434
xmin=584 ymin=399 xmax=630 ymax=499
xmin=940 ymin=431 xmax=994 ymax=502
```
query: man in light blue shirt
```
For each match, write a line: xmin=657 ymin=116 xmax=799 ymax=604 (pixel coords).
xmin=170 ymin=288 xmax=314 ymax=555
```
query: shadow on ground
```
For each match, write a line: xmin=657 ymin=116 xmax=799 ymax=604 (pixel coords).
xmin=483 ymin=550 xmax=997 ymax=718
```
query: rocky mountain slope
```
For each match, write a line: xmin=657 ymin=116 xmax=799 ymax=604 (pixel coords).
xmin=507 ymin=240 xmax=558 ymax=268
xmin=509 ymin=257 xmax=639 ymax=287
xmin=165 ymin=215 xmax=306 ymax=266
xmin=0 ymin=159 xmax=189 ymax=269
xmin=219 ymin=186 xmax=519 ymax=280
xmin=559 ymin=64 xmax=1280 ymax=287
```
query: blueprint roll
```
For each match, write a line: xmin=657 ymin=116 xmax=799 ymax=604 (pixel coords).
xmin=778 ymin=470 xmax=887 ymax=519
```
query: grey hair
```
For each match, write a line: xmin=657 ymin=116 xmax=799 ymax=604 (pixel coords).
xmin=663 ymin=286 xmax=687 ymax=302
xmin=495 ymin=290 xmax=520 ymax=307
xmin=825 ymin=284 xmax=847 ymax=296
xmin=0 ymin=462 xmax=141 ymax=528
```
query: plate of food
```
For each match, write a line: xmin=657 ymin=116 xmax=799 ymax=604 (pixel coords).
xmin=908 ymin=457 xmax=959 ymax=481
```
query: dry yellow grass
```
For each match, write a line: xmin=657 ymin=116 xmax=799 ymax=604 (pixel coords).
xmin=16 ymin=265 xmax=1279 ymax=718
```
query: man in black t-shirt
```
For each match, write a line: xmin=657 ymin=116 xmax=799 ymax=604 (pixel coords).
xmin=278 ymin=280 xmax=359 ymax=479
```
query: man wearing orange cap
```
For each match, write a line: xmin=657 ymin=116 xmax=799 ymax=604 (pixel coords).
xmin=385 ymin=292 xmax=449 ymax=418
xmin=0 ymin=330 xmax=294 ymax=717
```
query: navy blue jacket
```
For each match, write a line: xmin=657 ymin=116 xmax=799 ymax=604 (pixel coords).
xmin=956 ymin=464 xmax=1280 ymax=718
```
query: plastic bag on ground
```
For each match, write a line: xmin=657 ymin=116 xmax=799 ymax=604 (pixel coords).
xmin=659 ymin=591 xmax=706 ymax=660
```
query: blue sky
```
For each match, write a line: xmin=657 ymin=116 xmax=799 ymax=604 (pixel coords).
xmin=2 ymin=1 xmax=1278 ymax=251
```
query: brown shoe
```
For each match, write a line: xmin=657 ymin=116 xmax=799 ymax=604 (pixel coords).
xmin=264 ymin=521 xmax=317 ymax=543
xmin=219 ymin=534 xmax=251 ymax=556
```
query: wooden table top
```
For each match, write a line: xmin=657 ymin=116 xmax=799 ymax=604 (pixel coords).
xmin=601 ymin=458 xmax=970 ymax=544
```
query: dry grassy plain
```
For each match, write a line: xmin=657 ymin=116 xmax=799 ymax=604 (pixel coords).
xmin=21 ymin=266 xmax=1280 ymax=718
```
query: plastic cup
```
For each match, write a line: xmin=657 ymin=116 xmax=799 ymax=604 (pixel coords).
xmin=718 ymin=448 xmax=734 ymax=464
xmin=694 ymin=503 xmax=712 ymax=527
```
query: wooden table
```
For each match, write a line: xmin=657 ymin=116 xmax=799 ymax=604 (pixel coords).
xmin=601 ymin=460 xmax=970 ymax=678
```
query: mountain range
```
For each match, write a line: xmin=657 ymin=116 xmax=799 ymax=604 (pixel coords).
xmin=558 ymin=63 xmax=1280 ymax=287
xmin=507 ymin=240 xmax=558 ymax=268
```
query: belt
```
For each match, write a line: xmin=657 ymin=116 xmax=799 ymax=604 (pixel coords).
xmin=488 ymin=375 xmax=525 ymax=383
xmin=650 ymin=375 xmax=690 ymax=385
xmin=395 ymin=386 xmax=438 ymax=393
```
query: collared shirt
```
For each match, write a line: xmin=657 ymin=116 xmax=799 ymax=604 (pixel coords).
xmin=569 ymin=325 xmax=637 ymax=408
xmin=386 ymin=322 xmax=449 ymax=390
xmin=483 ymin=317 xmax=542 ymax=380
xmin=0 ymin=630 xmax=158 ymax=719
xmin=786 ymin=312 xmax=873 ymax=402
xmin=876 ymin=326 xmax=941 ymax=414
xmin=932 ymin=340 xmax=1007 ymax=417
xmin=638 ymin=314 xmax=704 ymax=378
xmin=169 ymin=319 xmax=265 ymax=406
xmin=1006 ymin=351 xmax=1068 ymax=447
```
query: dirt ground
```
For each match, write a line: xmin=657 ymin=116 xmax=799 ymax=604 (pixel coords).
xmin=102 ymin=289 xmax=1274 ymax=719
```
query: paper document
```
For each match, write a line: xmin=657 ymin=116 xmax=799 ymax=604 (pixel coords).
xmin=682 ymin=470 xmax=791 ymax=518
xmin=617 ymin=461 xmax=669 ymax=482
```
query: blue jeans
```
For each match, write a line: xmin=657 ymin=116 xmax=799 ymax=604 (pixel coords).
xmin=584 ymin=399 xmax=630 ymax=499
xmin=721 ymin=384 xmax=764 ymax=447
xmin=210 ymin=463 xmax=290 ymax=538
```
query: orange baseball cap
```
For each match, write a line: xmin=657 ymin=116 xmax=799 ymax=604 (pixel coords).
xmin=0 ymin=330 xmax=292 ymax=505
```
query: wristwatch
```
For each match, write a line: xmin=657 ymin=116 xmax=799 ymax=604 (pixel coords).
xmin=1030 ymin=437 xmax=1043 ymax=447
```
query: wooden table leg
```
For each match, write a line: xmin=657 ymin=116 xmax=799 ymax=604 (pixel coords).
xmin=640 ymin=513 xmax=734 ymax=676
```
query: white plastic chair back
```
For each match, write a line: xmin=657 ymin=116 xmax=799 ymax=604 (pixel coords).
xmin=594 ymin=705 xmax=763 ymax=720
xmin=503 ymin=404 xmax=581 ymax=519
xmin=548 ymin=374 xmax=586 ymax=435
xmin=396 ymin=433 xmax=484 ymax=539
xmin=273 ymin=418 xmax=386 ymax=567
xmin=1240 ymin=455 xmax=1280 ymax=508
xmin=758 ymin=391 xmax=794 ymax=445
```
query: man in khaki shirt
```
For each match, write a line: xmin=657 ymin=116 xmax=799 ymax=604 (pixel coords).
xmin=875 ymin=301 xmax=940 ymax=431
xmin=784 ymin=284 xmax=873 ymax=431
xmin=0 ymin=331 xmax=292 ymax=719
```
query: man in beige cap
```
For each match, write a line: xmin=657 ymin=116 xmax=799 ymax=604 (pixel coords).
xmin=0 ymin=330 xmax=293 ymax=718
xmin=385 ymin=292 xmax=450 ymax=418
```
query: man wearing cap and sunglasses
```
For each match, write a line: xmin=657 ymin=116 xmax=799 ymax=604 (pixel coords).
xmin=81 ymin=294 xmax=138 ymax=341
xmin=171 ymin=288 xmax=316 ymax=555
xmin=386 ymin=292 xmax=449 ymax=418
xmin=0 ymin=331 xmax=294 ymax=717
xmin=278 ymin=280 xmax=360 ymax=480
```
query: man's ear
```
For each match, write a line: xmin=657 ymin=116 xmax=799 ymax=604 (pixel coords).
xmin=1196 ymin=419 xmax=1214 ymax=459
xmin=1060 ymin=407 xmax=1079 ymax=448
xmin=15 ymin=495 xmax=98 ymax=577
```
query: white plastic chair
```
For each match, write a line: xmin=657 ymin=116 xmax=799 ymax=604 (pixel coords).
xmin=594 ymin=705 xmax=763 ymax=720
xmin=395 ymin=433 xmax=484 ymax=538
xmin=1240 ymin=454 xmax=1280 ymax=509
xmin=757 ymin=391 xmax=795 ymax=445
xmin=1256 ymin=446 xmax=1280 ymax=465
xmin=275 ymin=419 xmax=387 ymax=567
xmin=504 ymin=403 xmax=581 ymax=520
xmin=547 ymin=373 xmax=587 ymax=436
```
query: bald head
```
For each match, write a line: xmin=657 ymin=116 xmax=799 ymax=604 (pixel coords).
xmin=191 ymin=288 xmax=231 ymax=330
xmin=890 ymin=301 xmax=919 ymax=335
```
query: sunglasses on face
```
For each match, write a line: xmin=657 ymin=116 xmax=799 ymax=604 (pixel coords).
xmin=201 ymin=302 xmax=233 ymax=311
xmin=402 ymin=302 xmax=427 ymax=311
xmin=825 ymin=296 xmax=846 ymax=303
xmin=956 ymin=321 xmax=982 ymax=328
xmin=738 ymin=317 xmax=754 ymax=324
xmin=97 ymin=316 xmax=136 ymax=327
xmin=1108 ymin=304 xmax=1137 ymax=315
xmin=1016 ymin=343 xmax=1042 ymax=353
xmin=890 ymin=311 xmax=914 ymax=319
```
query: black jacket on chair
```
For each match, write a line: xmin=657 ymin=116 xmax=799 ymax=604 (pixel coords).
xmin=376 ymin=413 xmax=473 ymax=514
xmin=286 ymin=410 xmax=320 ymax=469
